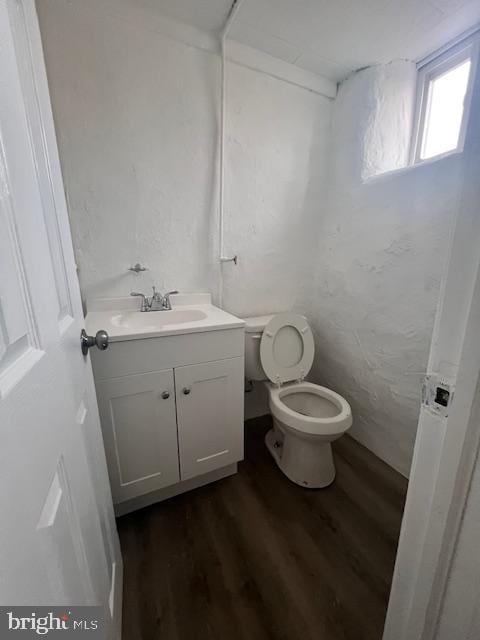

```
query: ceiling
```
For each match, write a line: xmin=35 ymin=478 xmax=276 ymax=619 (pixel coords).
xmin=145 ymin=0 xmax=480 ymax=81
xmin=137 ymin=0 xmax=232 ymax=32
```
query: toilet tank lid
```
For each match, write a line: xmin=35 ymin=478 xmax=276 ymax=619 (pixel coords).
xmin=243 ymin=314 xmax=275 ymax=333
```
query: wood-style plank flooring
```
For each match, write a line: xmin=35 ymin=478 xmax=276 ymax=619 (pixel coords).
xmin=118 ymin=416 xmax=408 ymax=640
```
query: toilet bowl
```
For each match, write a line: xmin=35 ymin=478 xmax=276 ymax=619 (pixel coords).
xmin=244 ymin=313 xmax=353 ymax=488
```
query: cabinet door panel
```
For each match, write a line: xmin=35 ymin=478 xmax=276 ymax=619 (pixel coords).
xmin=175 ymin=357 xmax=244 ymax=481
xmin=97 ymin=370 xmax=179 ymax=503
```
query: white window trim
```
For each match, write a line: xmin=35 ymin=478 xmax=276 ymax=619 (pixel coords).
xmin=410 ymin=33 xmax=480 ymax=166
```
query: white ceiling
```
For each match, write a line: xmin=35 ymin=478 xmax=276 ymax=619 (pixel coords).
xmin=147 ymin=0 xmax=480 ymax=81
xmin=136 ymin=0 xmax=232 ymax=32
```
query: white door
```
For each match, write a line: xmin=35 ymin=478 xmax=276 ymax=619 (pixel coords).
xmin=97 ymin=369 xmax=180 ymax=504
xmin=0 ymin=0 xmax=122 ymax=635
xmin=175 ymin=357 xmax=244 ymax=481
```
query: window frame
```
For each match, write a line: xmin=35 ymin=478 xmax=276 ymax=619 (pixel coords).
xmin=411 ymin=34 xmax=479 ymax=165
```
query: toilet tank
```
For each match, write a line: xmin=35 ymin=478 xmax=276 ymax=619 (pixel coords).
xmin=244 ymin=314 xmax=274 ymax=380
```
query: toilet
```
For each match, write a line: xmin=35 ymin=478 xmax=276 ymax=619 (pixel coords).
xmin=244 ymin=312 xmax=353 ymax=488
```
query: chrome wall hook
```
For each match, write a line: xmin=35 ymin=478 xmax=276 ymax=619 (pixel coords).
xmin=128 ymin=263 xmax=148 ymax=274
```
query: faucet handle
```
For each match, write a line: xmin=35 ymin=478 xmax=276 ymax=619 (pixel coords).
xmin=130 ymin=291 xmax=149 ymax=312
xmin=163 ymin=290 xmax=179 ymax=310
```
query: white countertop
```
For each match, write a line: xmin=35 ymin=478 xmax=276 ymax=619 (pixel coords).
xmin=85 ymin=293 xmax=245 ymax=342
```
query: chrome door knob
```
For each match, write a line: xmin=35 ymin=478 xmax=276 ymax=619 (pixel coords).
xmin=81 ymin=329 xmax=109 ymax=356
xmin=161 ymin=391 xmax=170 ymax=399
xmin=182 ymin=387 xmax=191 ymax=395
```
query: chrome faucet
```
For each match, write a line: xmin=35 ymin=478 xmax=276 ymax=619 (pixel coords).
xmin=130 ymin=288 xmax=178 ymax=312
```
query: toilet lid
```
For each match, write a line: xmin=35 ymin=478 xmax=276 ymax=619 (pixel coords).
xmin=260 ymin=312 xmax=314 ymax=384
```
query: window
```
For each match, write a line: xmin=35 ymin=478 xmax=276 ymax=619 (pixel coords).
xmin=412 ymin=35 xmax=479 ymax=164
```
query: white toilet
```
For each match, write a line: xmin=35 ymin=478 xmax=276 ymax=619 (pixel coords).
xmin=244 ymin=312 xmax=353 ymax=488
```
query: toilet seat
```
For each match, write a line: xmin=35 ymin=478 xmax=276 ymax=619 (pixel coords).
xmin=268 ymin=382 xmax=352 ymax=437
xmin=260 ymin=312 xmax=314 ymax=385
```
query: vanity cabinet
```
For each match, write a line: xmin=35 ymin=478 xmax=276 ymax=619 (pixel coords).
xmin=91 ymin=326 xmax=245 ymax=512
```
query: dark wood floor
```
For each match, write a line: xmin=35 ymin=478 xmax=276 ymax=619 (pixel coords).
xmin=118 ymin=416 xmax=408 ymax=640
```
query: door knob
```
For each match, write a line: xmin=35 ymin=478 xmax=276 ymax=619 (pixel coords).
xmin=81 ymin=329 xmax=109 ymax=356
xmin=161 ymin=391 xmax=170 ymax=399
xmin=182 ymin=387 xmax=191 ymax=395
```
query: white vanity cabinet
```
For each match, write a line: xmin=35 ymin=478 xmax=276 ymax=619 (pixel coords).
xmin=90 ymin=324 xmax=245 ymax=514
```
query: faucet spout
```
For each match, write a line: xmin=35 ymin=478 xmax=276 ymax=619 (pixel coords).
xmin=149 ymin=286 xmax=165 ymax=311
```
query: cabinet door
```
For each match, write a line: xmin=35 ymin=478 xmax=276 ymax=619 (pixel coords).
xmin=175 ymin=357 xmax=244 ymax=481
xmin=97 ymin=370 xmax=179 ymax=503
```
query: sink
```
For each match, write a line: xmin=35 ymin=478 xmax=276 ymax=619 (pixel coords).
xmin=85 ymin=293 xmax=245 ymax=342
xmin=111 ymin=309 xmax=207 ymax=330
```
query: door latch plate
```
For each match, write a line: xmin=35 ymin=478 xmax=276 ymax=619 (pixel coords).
xmin=422 ymin=374 xmax=454 ymax=418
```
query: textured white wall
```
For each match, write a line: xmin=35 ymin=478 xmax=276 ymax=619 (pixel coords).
xmin=37 ymin=0 xmax=332 ymax=313
xmin=222 ymin=64 xmax=331 ymax=317
xmin=37 ymin=0 xmax=220 ymax=302
xmin=308 ymin=62 xmax=469 ymax=477
xmin=361 ymin=61 xmax=417 ymax=180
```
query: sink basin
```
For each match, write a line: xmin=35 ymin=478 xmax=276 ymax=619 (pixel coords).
xmin=85 ymin=294 xmax=245 ymax=342
xmin=111 ymin=309 xmax=207 ymax=331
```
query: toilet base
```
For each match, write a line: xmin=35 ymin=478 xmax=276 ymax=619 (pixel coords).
xmin=265 ymin=423 xmax=336 ymax=489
